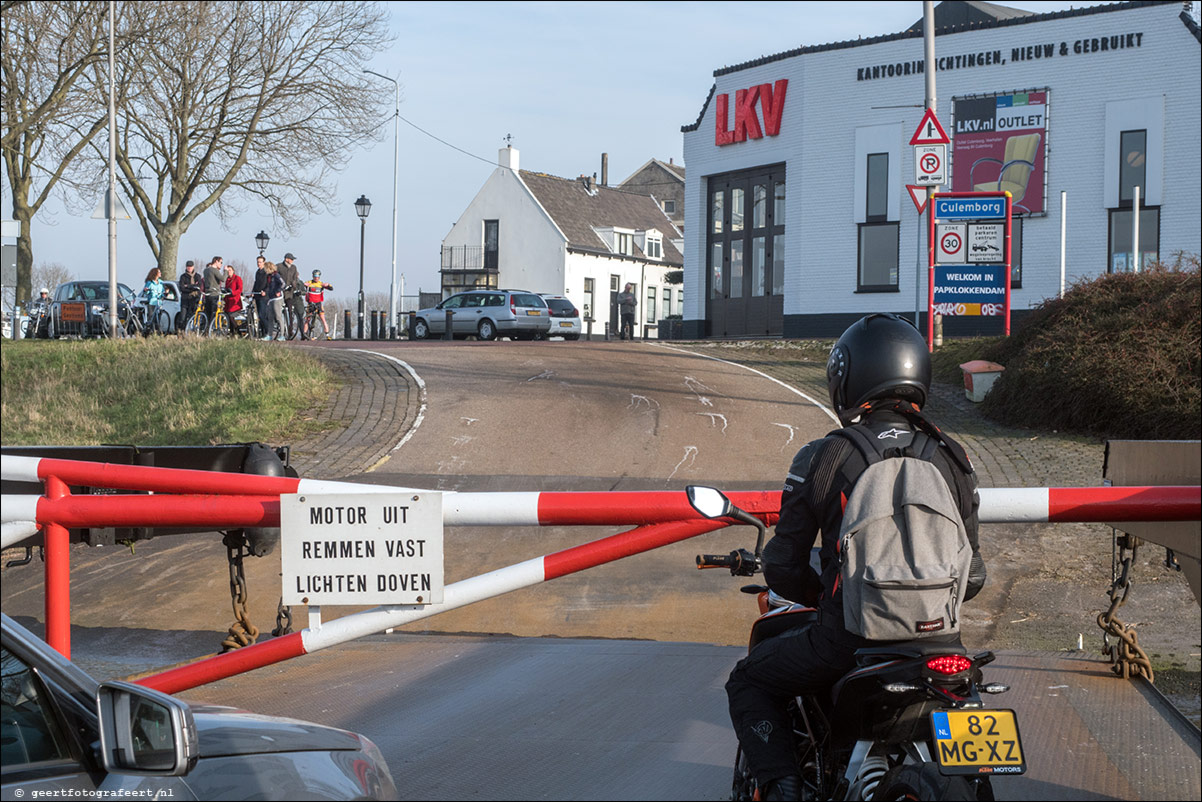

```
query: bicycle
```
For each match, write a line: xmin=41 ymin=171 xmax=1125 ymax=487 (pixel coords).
xmin=208 ymin=293 xmax=251 ymax=338
xmin=100 ymin=299 xmax=144 ymax=339
xmin=140 ymin=303 xmax=171 ymax=336
xmin=303 ymin=301 xmax=331 ymax=340
xmin=183 ymin=297 xmax=209 ymax=335
xmin=282 ymin=296 xmax=300 ymax=340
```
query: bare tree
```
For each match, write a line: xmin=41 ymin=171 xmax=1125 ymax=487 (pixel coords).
xmin=99 ymin=1 xmax=393 ymax=279
xmin=31 ymin=261 xmax=75 ymax=296
xmin=1 ymin=0 xmax=110 ymax=308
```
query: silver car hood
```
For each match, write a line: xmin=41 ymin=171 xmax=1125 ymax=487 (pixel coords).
xmin=187 ymin=703 xmax=364 ymax=757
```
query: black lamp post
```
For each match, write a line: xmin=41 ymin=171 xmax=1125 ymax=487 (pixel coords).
xmin=355 ymin=195 xmax=372 ymax=339
xmin=255 ymin=230 xmax=270 ymax=255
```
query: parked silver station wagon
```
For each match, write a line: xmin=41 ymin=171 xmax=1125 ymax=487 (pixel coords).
xmin=0 ymin=613 xmax=398 ymax=800
xmin=412 ymin=289 xmax=550 ymax=341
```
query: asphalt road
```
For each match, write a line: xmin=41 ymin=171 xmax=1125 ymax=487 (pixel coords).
xmin=3 ymin=340 xmax=1197 ymax=800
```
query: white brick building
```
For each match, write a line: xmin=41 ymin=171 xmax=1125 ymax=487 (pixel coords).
xmin=441 ymin=147 xmax=682 ymax=338
xmin=680 ymin=0 xmax=1201 ymax=338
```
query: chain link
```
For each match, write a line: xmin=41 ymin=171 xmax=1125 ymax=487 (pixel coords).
xmin=1096 ymin=530 xmax=1154 ymax=682
xmin=221 ymin=531 xmax=260 ymax=652
xmin=272 ymin=595 xmax=294 ymax=637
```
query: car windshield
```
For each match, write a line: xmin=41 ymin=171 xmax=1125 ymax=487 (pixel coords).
xmin=546 ymin=299 xmax=574 ymax=314
xmin=510 ymin=293 xmax=546 ymax=308
xmin=70 ymin=283 xmax=134 ymax=301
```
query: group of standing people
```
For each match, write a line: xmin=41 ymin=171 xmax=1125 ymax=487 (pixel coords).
xmin=176 ymin=252 xmax=330 ymax=340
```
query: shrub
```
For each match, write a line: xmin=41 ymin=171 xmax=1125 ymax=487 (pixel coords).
xmin=973 ymin=258 xmax=1200 ymax=439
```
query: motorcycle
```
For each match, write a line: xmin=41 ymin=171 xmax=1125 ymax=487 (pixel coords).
xmin=686 ymin=486 xmax=1025 ymax=801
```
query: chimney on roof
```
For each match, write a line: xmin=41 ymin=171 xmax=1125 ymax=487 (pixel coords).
xmin=601 ymin=153 xmax=608 ymax=186
xmin=498 ymin=145 xmax=519 ymax=172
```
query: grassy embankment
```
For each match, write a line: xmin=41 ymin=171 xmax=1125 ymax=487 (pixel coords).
xmin=0 ymin=337 xmax=338 ymax=446
xmin=930 ymin=261 xmax=1200 ymax=440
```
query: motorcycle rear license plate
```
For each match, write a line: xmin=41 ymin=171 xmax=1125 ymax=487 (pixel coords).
xmin=931 ymin=709 xmax=1025 ymax=776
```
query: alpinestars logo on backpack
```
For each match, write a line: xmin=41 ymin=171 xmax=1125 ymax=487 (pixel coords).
xmin=835 ymin=425 xmax=973 ymax=640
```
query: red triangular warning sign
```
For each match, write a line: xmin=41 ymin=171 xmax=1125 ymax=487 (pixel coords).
xmin=907 ymin=185 xmax=930 ymax=214
xmin=909 ymin=108 xmax=951 ymax=145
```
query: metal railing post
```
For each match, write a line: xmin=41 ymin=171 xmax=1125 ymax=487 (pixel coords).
xmin=44 ymin=474 xmax=72 ymax=658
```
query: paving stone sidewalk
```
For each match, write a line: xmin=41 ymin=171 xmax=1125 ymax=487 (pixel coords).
xmin=286 ymin=347 xmax=418 ymax=479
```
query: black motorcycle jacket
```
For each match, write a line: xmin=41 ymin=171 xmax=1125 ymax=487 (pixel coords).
xmin=763 ymin=406 xmax=985 ymax=630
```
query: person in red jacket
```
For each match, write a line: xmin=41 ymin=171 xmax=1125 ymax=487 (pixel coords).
xmin=224 ymin=264 xmax=244 ymax=335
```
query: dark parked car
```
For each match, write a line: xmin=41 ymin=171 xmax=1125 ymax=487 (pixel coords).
xmin=0 ymin=613 xmax=398 ymax=800
xmin=48 ymin=281 xmax=136 ymax=339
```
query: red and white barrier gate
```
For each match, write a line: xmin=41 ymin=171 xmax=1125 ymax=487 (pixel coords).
xmin=2 ymin=454 xmax=1199 ymax=692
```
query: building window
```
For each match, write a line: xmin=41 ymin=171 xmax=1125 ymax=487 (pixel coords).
xmin=707 ymin=165 xmax=785 ymax=305
xmin=1108 ymin=208 xmax=1160 ymax=273
xmin=1118 ymin=130 xmax=1146 ymax=207
xmin=772 ymin=233 xmax=785 ymax=296
xmin=663 ymin=199 xmax=676 ymax=214
xmin=645 ymin=232 xmax=662 ymax=259
xmin=663 ymin=287 xmax=671 ymax=317
xmin=866 ymin=153 xmax=889 ymax=221
xmin=583 ymin=277 xmax=595 ymax=321
xmin=751 ymin=236 xmax=766 ymax=296
xmin=858 ymin=223 xmax=899 ymax=291
xmin=615 ymin=231 xmax=633 ymax=256
xmin=646 ymin=286 xmax=657 ymax=323
xmin=858 ymin=152 xmax=898 ymax=291
xmin=1109 ymin=128 xmax=1158 ymax=271
xmin=483 ymin=220 xmax=498 ymax=271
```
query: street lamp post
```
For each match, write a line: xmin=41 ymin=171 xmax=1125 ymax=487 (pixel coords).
xmin=255 ymin=230 xmax=270 ymax=255
xmin=364 ymin=69 xmax=400 ymax=338
xmin=355 ymin=195 xmax=372 ymax=339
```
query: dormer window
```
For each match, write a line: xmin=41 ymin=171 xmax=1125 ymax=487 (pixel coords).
xmin=645 ymin=231 xmax=663 ymax=260
xmin=615 ymin=231 xmax=634 ymax=256
xmin=662 ymin=200 xmax=676 ymax=215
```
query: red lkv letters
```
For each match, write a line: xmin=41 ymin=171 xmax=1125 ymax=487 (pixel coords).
xmin=715 ymin=79 xmax=788 ymax=146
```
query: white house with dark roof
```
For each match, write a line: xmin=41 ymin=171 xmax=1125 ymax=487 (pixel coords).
xmin=441 ymin=146 xmax=683 ymax=337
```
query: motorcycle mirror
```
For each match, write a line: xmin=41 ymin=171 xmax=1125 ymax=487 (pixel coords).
xmin=686 ymin=486 xmax=732 ymax=520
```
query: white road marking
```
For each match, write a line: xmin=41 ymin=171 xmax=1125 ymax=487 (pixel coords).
xmin=629 ymin=394 xmax=660 ymax=410
xmin=697 ymin=413 xmax=729 ymax=434
xmin=527 ymin=369 xmax=554 ymax=382
xmin=461 ymin=417 xmax=478 ymax=426
xmin=773 ymin=422 xmax=798 ymax=449
xmin=668 ymin=446 xmax=698 ymax=479
xmin=655 ymin=345 xmax=839 ymax=425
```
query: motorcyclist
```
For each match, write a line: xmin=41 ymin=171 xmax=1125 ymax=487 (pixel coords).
xmin=25 ymin=288 xmax=51 ymax=337
xmin=725 ymin=313 xmax=986 ymax=801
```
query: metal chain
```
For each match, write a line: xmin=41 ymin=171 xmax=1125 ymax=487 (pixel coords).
xmin=1096 ymin=530 xmax=1154 ymax=682
xmin=272 ymin=595 xmax=294 ymax=637
xmin=221 ymin=532 xmax=260 ymax=652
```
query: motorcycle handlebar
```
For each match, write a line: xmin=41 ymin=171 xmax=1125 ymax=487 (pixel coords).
xmin=696 ymin=554 xmax=736 ymax=569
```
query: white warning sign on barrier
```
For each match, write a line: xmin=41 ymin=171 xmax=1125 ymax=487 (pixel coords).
xmin=280 ymin=492 xmax=444 ymax=606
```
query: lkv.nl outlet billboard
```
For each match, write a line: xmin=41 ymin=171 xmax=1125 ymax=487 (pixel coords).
xmin=952 ymin=90 xmax=1049 ymax=216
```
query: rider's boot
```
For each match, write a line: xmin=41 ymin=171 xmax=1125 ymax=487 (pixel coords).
xmin=762 ymin=775 xmax=802 ymax=801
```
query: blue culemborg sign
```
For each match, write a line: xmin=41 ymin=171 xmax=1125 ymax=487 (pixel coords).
xmin=933 ymin=264 xmax=1007 ymax=316
xmin=933 ymin=197 xmax=1006 ymax=220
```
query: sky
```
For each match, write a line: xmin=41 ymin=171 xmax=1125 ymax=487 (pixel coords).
xmin=8 ymin=0 xmax=1133 ymax=303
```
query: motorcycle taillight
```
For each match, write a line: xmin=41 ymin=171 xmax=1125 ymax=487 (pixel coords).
xmin=926 ymin=655 xmax=972 ymax=675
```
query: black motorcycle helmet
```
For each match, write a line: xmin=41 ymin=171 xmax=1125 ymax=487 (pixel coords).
xmin=826 ymin=313 xmax=930 ymax=418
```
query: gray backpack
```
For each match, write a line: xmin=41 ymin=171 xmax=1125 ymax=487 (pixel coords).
xmin=835 ymin=426 xmax=972 ymax=641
